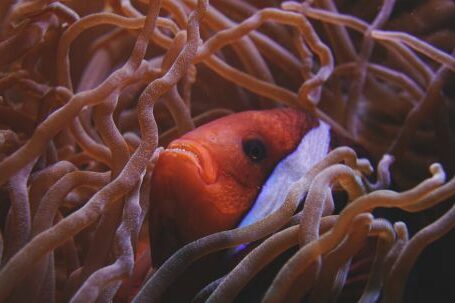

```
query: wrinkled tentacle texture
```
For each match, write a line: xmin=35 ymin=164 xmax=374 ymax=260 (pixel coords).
xmin=0 ymin=0 xmax=454 ymax=302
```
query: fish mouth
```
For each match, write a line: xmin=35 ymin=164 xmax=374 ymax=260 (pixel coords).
xmin=164 ymin=140 xmax=217 ymax=184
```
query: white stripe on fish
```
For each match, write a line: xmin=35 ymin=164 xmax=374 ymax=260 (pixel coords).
xmin=238 ymin=120 xmax=331 ymax=228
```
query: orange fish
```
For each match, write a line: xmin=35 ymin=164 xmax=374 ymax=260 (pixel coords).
xmin=118 ymin=108 xmax=327 ymax=302
xmin=148 ymin=108 xmax=329 ymax=265
xmin=121 ymin=108 xmax=370 ymax=302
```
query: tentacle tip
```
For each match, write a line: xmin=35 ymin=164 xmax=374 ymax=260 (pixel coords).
xmin=381 ymin=154 xmax=395 ymax=164
xmin=357 ymin=212 xmax=374 ymax=222
xmin=393 ymin=221 xmax=406 ymax=228
xmin=429 ymin=163 xmax=446 ymax=182
xmin=393 ymin=221 xmax=409 ymax=239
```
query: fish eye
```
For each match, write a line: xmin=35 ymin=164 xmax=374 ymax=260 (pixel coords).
xmin=242 ymin=139 xmax=267 ymax=162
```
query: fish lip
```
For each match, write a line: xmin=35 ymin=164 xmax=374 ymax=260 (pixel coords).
xmin=165 ymin=140 xmax=217 ymax=184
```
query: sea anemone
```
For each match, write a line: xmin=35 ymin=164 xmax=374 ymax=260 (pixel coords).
xmin=0 ymin=0 xmax=454 ymax=302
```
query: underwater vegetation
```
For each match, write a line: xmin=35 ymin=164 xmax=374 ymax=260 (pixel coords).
xmin=0 ymin=0 xmax=454 ymax=302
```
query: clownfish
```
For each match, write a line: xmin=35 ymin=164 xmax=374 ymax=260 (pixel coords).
xmin=118 ymin=108 xmax=370 ymax=302
xmin=148 ymin=108 xmax=335 ymax=265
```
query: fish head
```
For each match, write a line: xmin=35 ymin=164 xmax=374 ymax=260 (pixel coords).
xmin=149 ymin=108 xmax=318 ymax=264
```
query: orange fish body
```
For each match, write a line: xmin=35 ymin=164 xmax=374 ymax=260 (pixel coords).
xmin=148 ymin=108 xmax=319 ymax=265
xmin=120 ymin=108 xmax=371 ymax=302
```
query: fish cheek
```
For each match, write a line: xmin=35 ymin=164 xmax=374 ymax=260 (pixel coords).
xmin=225 ymin=155 xmax=274 ymax=191
xmin=205 ymin=175 xmax=258 ymax=225
xmin=169 ymin=177 xmax=256 ymax=244
xmin=172 ymin=185 xmax=217 ymax=240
